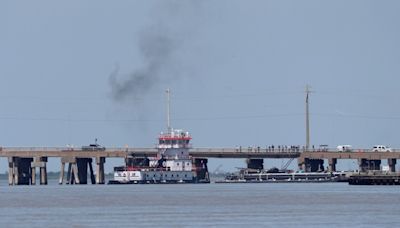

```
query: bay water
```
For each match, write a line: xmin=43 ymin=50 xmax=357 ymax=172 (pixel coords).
xmin=0 ymin=180 xmax=399 ymax=227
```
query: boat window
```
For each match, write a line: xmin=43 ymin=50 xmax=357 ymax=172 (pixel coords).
xmin=172 ymin=140 xmax=177 ymax=144
xmin=177 ymin=174 xmax=179 ymax=177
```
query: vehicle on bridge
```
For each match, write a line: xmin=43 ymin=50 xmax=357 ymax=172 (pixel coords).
xmin=337 ymin=145 xmax=353 ymax=152
xmin=371 ymin=145 xmax=392 ymax=152
xmin=82 ymin=139 xmax=106 ymax=151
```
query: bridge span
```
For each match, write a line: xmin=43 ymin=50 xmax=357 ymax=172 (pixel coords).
xmin=1 ymin=147 xmax=399 ymax=186
xmin=0 ymin=147 xmax=300 ymax=158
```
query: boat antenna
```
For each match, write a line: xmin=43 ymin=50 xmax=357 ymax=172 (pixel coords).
xmin=166 ymin=88 xmax=171 ymax=133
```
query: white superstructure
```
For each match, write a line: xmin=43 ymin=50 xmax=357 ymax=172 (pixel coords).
xmin=111 ymin=129 xmax=195 ymax=184
xmin=109 ymin=89 xmax=203 ymax=184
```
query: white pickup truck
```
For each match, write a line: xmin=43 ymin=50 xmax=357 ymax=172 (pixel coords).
xmin=371 ymin=145 xmax=392 ymax=152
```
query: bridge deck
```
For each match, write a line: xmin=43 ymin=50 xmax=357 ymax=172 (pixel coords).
xmin=0 ymin=147 xmax=299 ymax=158
xmin=1 ymin=147 xmax=400 ymax=159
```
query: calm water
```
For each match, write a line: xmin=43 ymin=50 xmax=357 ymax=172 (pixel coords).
xmin=0 ymin=180 xmax=399 ymax=227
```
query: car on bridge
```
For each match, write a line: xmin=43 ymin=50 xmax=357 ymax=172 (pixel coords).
xmin=371 ymin=145 xmax=392 ymax=152
xmin=337 ymin=145 xmax=352 ymax=152
xmin=82 ymin=143 xmax=106 ymax=151
xmin=82 ymin=139 xmax=106 ymax=151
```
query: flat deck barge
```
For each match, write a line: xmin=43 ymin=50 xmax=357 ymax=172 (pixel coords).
xmin=349 ymin=173 xmax=400 ymax=185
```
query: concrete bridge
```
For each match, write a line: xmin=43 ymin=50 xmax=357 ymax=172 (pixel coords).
xmin=1 ymin=146 xmax=399 ymax=185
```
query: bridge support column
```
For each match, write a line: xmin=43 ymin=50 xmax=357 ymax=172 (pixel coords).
xmin=31 ymin=166 xmax=36 ymax=185
xmin=308 ymin=159 xmax=324 ymax=172
xmin=59 ymin=161 xmax=65 ymax=185
xmin=72 ymin=158 xmax=96 ymax=185
xmin=246 ymin=159 xmax=264 ymax=170
xmin=8 ymin=157 xmax=15 ymax=185
xmin=96 ymin=157 xmax=106 ymax=184
xmin=72 ymin=163 xmax=80 ymax=184
xmin=88 ymin=161 xmax=96 ymax=184
xmin=358 ymin=159 xmax=381 ymax=172
xmin=61 ymin=157 xmax=80 ymax=185
xmin=193 ymin=158 xmax=209 ymax=183
xmin=388 ymin=159 xmax=396 ymax=172
xmin=328 ymin=158 xmax=337 ymax=172
xmin=31 ymin=157 xmax=47 ymax=185
xmin=8 ymin=157 xmax=33 ymax=185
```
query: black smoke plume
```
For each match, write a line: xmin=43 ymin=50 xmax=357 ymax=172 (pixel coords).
xmin=109 ymin=28 xmax=177 ymax=101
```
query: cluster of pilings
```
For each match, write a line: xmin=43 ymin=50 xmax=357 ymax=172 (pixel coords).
xmin=6 ymin=156 xmax=210 ymax=185
xmin=7 ymin=156 xmax=106 ymax=186
xmin=8 ymin=157 xmax=48 ymax=185
xmin=59 ymin=157 xmax=106 ymax=185
xmin=245 ymin=158 xmax=398 ymax=173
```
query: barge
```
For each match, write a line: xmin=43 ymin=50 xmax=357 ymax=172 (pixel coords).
xmin=216 ymin=168 xmax=349 ymax=183
xmin=348 ymin=172 xmax=400 ymax=185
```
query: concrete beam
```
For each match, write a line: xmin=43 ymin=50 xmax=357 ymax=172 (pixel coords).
xmin=31 ymin=162 xmax=46 ymax=168
xmin=61 ymin=157 xmax=77 ymax=164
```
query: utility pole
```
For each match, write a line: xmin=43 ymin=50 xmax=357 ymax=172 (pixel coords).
xmin=305 ymin=85 xmax=312 ymax=151
xmin=166 ymin=88 xmax=171 ymax=133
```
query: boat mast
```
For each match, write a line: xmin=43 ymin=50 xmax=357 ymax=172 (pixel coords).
xmin=305 ymin=85 xmax=311 ymax=151
xmin=166 ymin=88 xmax=171 ymax=133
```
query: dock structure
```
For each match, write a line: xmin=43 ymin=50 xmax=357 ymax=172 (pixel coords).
xmin=1 ymin=147 xmax=400 ymax=185
xmin=349 ymin=172 xmax=400 ymax=185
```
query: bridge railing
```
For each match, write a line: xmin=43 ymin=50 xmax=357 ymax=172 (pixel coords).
xmin=304 ymin=148 xmax=400 ymax=153
xmin=2 ymin=147 xmax=70 ymax=152
xmin=189 ymin=148 xmax=302 ymax=153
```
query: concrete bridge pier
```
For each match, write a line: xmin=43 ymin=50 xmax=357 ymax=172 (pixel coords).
xmin=8 ymin=157 xmax=33 ymax=185
xmin=60 ymin=157 xmax=80 ymax=184
xmin=31 ymin=157 xmax=48 ymax=185
xmin=388 ymin=159 xmax=396 ymax=172
xmin=193 ymin=158 xmax=209 ymax=183
xmin=95 ymin=157 xmax=106 ymax=184
xmin=311 ymin=159 xmax=324 ymax=172
xmin=328 ymin=158 xmax=337 ymax=172
xmin=77 ymin=158 xmax=95 ymax=185
xmin=298 ymin=158 xmax=324 ymax=172
xmin=60 ymin=157 xmax=96 ymax=185
xmin=358 ymin=159 xmax=381 ymax=172
xmin=246 ymin=159 xmax=264 ymax=170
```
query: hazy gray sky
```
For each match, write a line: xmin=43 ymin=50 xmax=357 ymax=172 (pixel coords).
xmin=1 ymin=0 xmax=400 ymax=172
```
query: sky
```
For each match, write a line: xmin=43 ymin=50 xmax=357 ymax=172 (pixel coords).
xmin=1 ymin=0 xmax=400 ymax=173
